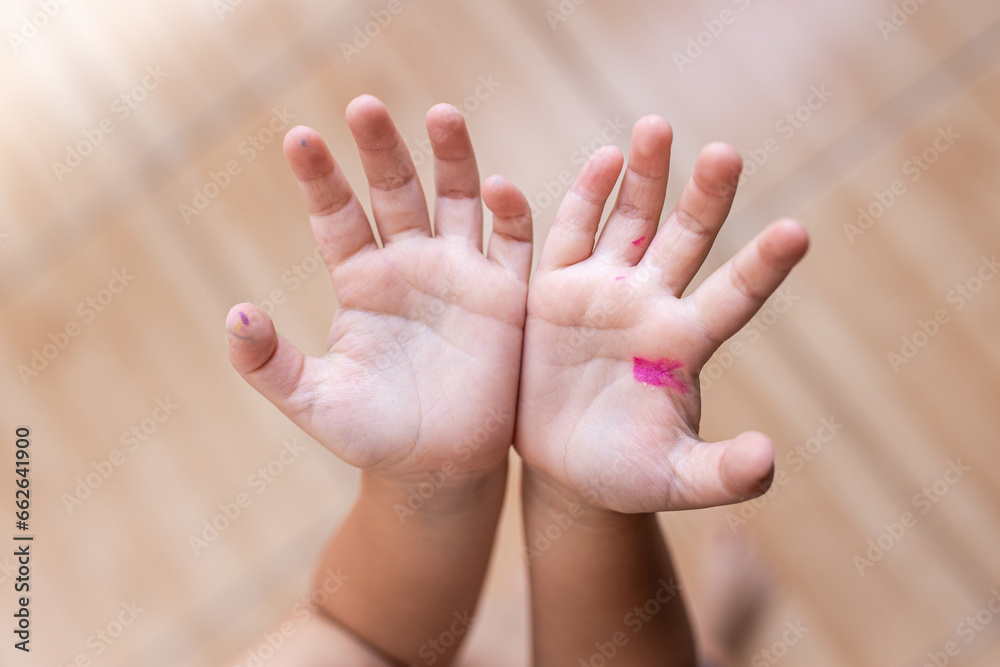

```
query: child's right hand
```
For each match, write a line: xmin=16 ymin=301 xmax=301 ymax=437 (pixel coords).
xmin=515 ymin=116 xmax=809 ymax=514
xmin=225 ymin=96 xmax=533 ymax=485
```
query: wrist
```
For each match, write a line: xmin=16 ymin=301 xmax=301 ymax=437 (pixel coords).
xmin=361 ymin=457 xmax=509 ymax=521
xmin=522 ymin=462 xmax=651 ymax=532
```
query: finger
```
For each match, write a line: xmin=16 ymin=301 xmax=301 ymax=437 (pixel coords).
xmin=283 ymin=126 xmax=377 ymax=272
xmin=592 ymin=116 xmax=672 ymax=264
xmin=345 ymin=95 xmax=431 ymax=241
xmin=226 ymin=303 xmax=312 ymax=419
xmin=482 ymin=174 xmax=533 ymax=283
xmin=537 ymin=145 xmax=623 ymax=272
xmin=689 ymin=219 xmax=809 ymax=350
xmin=644 ymin=143 xmax=743 ymax=295
xmin=427 ymin=103 xmax=483 ymax=247
xmin=670 ymin=431 xmax=776 ymax=509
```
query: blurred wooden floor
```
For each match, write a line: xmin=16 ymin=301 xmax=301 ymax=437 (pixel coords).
xmin=1 ymin=0 xmax=999 ymax=665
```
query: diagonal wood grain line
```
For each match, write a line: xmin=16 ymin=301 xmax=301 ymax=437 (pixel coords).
xmin=0 ymin=0 xmax=368 ymax=311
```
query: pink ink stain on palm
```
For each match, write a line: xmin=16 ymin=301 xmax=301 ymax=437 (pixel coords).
xmin=615 ymin=276 xmax=625 ymax=281
xmin=631 ymin=236 xmax=647 ymax=246
xmin=633 ymin=357 xmax=688 ymax=393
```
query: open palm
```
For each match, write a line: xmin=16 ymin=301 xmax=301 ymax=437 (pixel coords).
xmin=516 ymin=117 xmax=809 ymax=513
xmin=227 ymin=96 xmax=532 ymax=479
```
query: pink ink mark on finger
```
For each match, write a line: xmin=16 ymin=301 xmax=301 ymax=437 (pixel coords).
xmin=631 ymin=236 xmax=647 ymax=246
xmin=239 ymin=311 xmax=250 ymax=326
xmin=633 ymin=357 xmax=688 ymax=393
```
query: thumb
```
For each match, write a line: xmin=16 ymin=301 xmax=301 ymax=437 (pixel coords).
xmin=674 ymin=431 xmax=775 ymax=509
xmin=226 ymin=303 xmax=308 ymax=412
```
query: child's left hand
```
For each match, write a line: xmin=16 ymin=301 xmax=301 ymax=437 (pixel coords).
xmin=514 ymin=116 xmax=809 ymax=514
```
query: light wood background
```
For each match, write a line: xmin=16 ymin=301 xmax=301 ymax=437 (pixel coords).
xmin=1 ymin=0 xmax=999 ymax=665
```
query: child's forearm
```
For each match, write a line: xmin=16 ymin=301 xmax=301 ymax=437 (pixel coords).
xmin=312 ymin=460 xmax=509 ymax=666
xmin=522 ymin=465 xmax=697 ymax=667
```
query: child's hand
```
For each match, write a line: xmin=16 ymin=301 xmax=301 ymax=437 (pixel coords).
xmin=515 ymin=116 xmax=808 ymax=513
xmin=227 ymin=96 xmax=532 ymax=483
